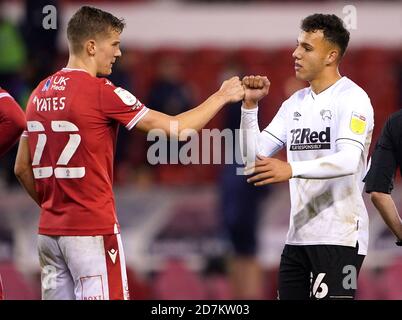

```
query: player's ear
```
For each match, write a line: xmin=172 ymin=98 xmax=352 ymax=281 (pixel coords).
xmin=326 ymin=49 xmax=339 ymax=65
xmin=86 ymin=39 xmax=96 ymax=56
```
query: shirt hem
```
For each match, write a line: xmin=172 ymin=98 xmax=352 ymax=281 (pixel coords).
xmin=285 ymin=240 xmax=367 ymax=255
xmin=38 ymin=226 xmax=120 ymax=236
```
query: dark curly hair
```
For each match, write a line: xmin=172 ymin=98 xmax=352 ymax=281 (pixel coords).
xmin=301 ymin=14 xmax=350 ymax=58
xmin=67 ymin=6 xmax=125 ymax=54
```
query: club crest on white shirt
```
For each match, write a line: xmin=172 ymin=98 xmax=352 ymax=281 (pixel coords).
xmin=320 ymin=109 xmax=332 ymax=121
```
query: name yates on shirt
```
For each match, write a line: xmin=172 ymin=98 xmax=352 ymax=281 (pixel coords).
xmin=33 ymin=96 xmax=66 ymax=112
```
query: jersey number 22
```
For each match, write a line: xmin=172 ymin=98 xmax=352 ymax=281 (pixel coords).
xmin=27 ymin=120 xmax=85 ymax=179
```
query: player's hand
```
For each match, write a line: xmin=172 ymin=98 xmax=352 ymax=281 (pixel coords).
xmin=242 ymin=76 xmax=270 ymax=109
xmin=218 ymin=76 xmax=245 ymax=104
xmin=244 ymin=155 xmax=292 ymax=186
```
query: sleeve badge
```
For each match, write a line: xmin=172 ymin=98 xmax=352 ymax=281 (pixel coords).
xmin=350 ymin=111 xmax=366 ymax=135
xmin=114 ymin=87 xmax=142 ymax=109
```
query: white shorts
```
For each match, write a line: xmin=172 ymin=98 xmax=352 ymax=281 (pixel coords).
xmin=38 ymin=234 xmax=129 ymax=300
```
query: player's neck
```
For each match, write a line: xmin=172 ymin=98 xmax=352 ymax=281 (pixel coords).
xmin=310 ymin=69 xmax=342 ymax=95
xmin=66 ymin=55 xmax=97 ymax=77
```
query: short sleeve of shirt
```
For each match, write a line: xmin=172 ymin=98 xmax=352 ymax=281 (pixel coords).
xmin=364 ymin=113 xmax=401 ymax=194
xmin=0 ymin=88 xmax=26 ymax=155
xmin=100 ymin=80 xmax=149 ymax=130
xmin=263 ymin=101 xmax=287 ymax=147
xmin=0 ymin=90 xmax=20 ymax=113
xmin=0 ymin=90 xmax=12 ymax=103
xmin=336 ymin=88 xmax=374 ymax=151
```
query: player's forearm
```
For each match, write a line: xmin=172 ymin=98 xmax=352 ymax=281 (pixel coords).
xmin=0 ymin=108 xmax=26 ymax=157
xmin=14 ymin=138 xmax=40 ymax=207
xmin=370 ymin=192 xmax=402 ymax=240
xmin=172 ymin=92 xmax=227 ymax=139
xmin=240 ymin=106 xmax=259 ymax=165
xmin=240 ymin=106 xmax=281 ymax=165
xmin=290 ymin=143 xmax=361 ymax=179
xmin=0 ymin=123 xmax=21 ymax=156
xmin=14 ymin=167 xmax=40 ymax=206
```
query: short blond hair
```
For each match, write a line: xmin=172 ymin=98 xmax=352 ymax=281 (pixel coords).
xmin=67 ymin=6 xmax=125 ymax=54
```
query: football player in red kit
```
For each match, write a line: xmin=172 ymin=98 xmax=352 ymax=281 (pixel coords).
xmin=0 ymin=89 xmax=26 ymax=157
xmin=14 ymin=6 xmax=245 ymax=300
xmin=0 ymin=88 xmax=26 ymax=299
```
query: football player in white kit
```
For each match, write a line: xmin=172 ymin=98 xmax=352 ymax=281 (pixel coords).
xmin=240 ymin=14 xmax=374 ymax=299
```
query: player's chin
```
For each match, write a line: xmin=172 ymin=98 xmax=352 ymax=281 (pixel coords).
xmin=98 ymin=68 xmax=113 ymax=77
xmin=294 ymin=71 xmax=307 ymax=81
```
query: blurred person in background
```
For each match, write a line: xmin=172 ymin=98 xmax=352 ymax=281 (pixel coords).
xmin=364 ymin=110 xmax=402 ymax=246
xmin=0 ymin=2 xmax=28 ymax=187
xmin=147 ymin=55 xmax=193 ymax=116
xmin=218 ymin=60 xmax=269 ymax=299
xmin=21 ymin=0 xmax=60 ymax=89
xmin=14 ymin=6 xmax=244 ymax=300
xmin=0 ymin=87 xmax=26 ymax=299
xmin=240 ymin=14 xmax=373 ymax=299
xmin=0 ymin=5 xmax=27 ymax=100
xmin=146 ymin=55 xmax=196 ymax=184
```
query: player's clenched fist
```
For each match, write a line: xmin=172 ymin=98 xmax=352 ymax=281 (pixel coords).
xmin=219 ymin=76 xmax=245 ymax=104
xmin=242 ymin=75 xmax=270 ymax=109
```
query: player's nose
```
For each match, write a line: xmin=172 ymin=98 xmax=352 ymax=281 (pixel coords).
xmin=292 ymin=47 xmax=301 ymax=60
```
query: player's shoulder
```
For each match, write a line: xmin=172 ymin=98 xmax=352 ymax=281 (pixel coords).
xmin=99 ymin=76 xmax=130 ymax=95
xmin=334 ymin=77 xmax=373 ymax=116
xmin=386 ymin=110 xmax=402 ymax=127
xmin=0 ymin=87 xmax=10 ymax=97
xmin=100 ymin=79 xmax=144 ymax=109
xmin=99 ymin=78 xmax=115 ymax=87
xmin=378 ymin=110 xmax=402 ymax=140
xmin=335 ymin=77 xmax=370 ymax=101
xmin=98 ymin=77 xmax=116 ymax=95
xmin=282 ymin=86 xmax=310 ymax=107
xmin=0 ymin=88 xmax=15 ymax=105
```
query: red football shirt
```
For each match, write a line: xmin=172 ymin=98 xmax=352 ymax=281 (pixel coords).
xmin=0 ymin=88 xmax=26 ymax=157
xmin=24 ymin=68 xmax=149 ymax=235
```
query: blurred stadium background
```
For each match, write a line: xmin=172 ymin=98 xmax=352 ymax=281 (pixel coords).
xmin=0 ymin=0 xmax=401 ymax=299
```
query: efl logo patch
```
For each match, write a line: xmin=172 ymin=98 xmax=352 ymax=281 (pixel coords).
xmin=350 ymin=112 xmax=366 ymax=135
xmin=114 ymin=87 xmax=141 ymax=109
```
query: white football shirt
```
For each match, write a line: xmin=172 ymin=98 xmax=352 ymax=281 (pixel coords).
xmin=262 ymin=77 xmax=373 ymax=254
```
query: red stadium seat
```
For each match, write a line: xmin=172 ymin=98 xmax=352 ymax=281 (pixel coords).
xmin=377 ymin=257 xmax=402 ymax=299
xmin=0 ymin=262 xmax=39 ymax=300
xmin=355 ymin=268 xmax=381 ymax=300
xmin=204 ymin=274 xmax=232 ymax=300
xmin=152 ymin=259 xmax=207 ymax=299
